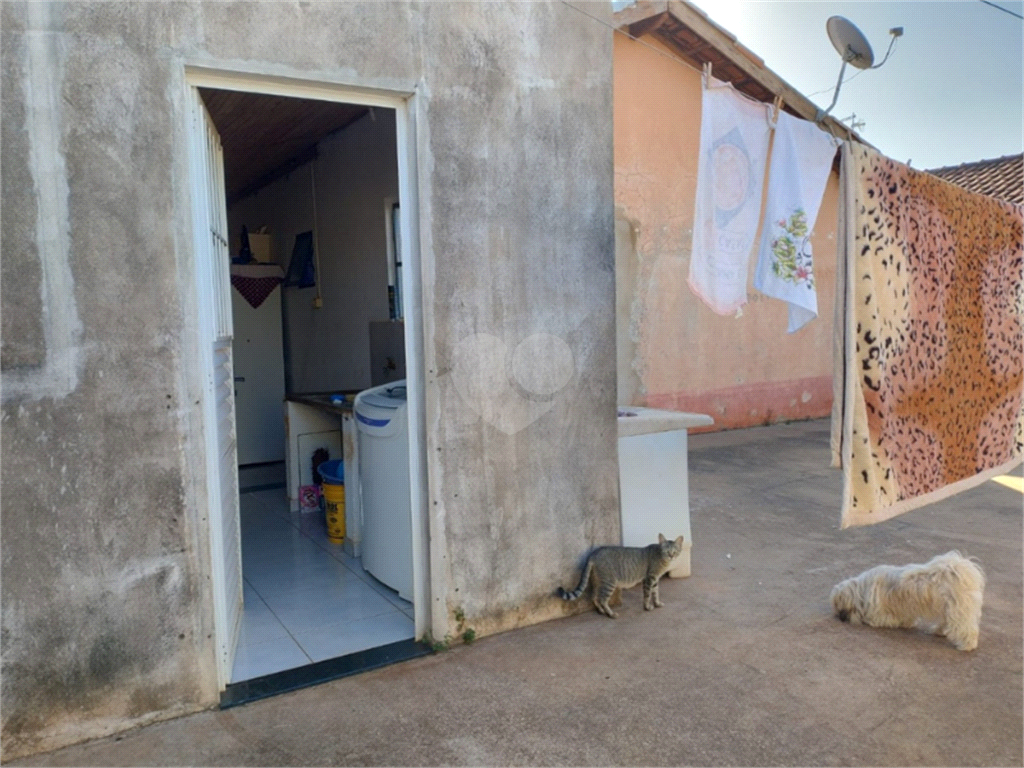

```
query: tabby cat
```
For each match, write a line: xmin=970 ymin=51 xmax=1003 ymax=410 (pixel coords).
xmin=556 ymin=533 xmax=684 ymax=618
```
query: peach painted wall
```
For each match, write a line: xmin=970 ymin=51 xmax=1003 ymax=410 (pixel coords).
xmin=614 ymin=33 xmax=840 ymax=430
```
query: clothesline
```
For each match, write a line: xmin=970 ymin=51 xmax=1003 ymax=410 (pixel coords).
xmin=561 ymin=0 xmax=856 ymax=143
xmin=559 ymin=0 xmax=705 ymax=78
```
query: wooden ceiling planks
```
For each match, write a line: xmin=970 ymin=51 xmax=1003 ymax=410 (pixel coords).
xmin=199 ymin=88 xmax=369 ymax=205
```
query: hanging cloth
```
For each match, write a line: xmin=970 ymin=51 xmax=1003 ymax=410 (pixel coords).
xmin=753 ymin=110 xmax=839 ymax=333
xmin=833 ymin=141 xmax=1024 ymax=528
xmin=688 ymin=76 xmax=772 ymax=315
xmin=230 ymin=263 xmax=285 ymax=309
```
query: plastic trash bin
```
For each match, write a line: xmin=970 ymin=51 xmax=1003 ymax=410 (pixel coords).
xmin=317 ymin=459 xmax=345 ymax=544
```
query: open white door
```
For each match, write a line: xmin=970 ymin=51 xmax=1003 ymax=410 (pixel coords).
xmin=187 ymin=86 xmax=243 ymax=687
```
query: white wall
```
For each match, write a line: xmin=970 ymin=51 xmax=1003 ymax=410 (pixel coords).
xmin=228 ymin=108 xmax=399 ymax=394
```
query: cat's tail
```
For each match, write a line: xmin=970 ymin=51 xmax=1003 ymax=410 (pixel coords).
xmin=556 ymin=560 xmax=593 ymax=601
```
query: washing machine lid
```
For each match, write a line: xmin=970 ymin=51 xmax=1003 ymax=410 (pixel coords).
xmin=359 ymin=394 xmax=400 ymax=409
xmin=362 ymin=385 xmax=405 ymax=409
xmin=355 ymin=385 xmax=406 ymax=432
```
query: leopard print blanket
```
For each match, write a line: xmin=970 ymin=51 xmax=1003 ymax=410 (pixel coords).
xmin=834 ymin=143 xmax=1023 ymax=528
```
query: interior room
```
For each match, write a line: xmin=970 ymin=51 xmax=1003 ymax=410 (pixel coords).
xmin=199 ymin=88 xmax=414 ymax=684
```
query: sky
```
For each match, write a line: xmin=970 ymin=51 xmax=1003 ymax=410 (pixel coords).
xmin=685 ymin=0 xmax=1023 ymax=170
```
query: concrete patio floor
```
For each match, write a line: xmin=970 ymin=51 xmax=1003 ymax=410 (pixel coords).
xmin=14 ymin=419 xmax=1023 ymax=766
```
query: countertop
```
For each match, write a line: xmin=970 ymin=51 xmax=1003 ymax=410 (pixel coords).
xmin=617 ymin=406 xmax=714 ymax=438
xmin=286 ymin=391 xmax=362 ymax=415
xmin=288 ymin=397 xmax=713 ymax=433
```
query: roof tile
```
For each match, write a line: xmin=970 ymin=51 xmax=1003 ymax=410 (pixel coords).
xmin=927 ymin=154 xmax=1023 ymax=205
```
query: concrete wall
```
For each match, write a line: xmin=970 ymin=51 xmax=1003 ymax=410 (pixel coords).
xmin=1 ymin=3 xmax=217 ymax=760
xmin=227 ymin=109 xmax=399 ymax=394
xmin=418 ymin=2 xmax=618 ymax=639
xmin=614 ymin=34 xmax=840 ymax=429
xmin=0 ymin=1 xmax=616 ymax=759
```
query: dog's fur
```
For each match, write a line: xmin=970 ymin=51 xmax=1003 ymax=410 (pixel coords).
xmin=830 ymin=551 xmax=985 ymax=651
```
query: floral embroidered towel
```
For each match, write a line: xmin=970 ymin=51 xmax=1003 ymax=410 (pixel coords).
xmin=835 ymin=142 xmax=1023 ymax=528
xmin=689 ymin=78 xmax=772 ymax=315
xmin=753 ymin=110 xmax=838 ymax=333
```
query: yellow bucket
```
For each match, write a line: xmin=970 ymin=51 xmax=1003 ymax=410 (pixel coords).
xmin=322 ymin=481 xmax=346 ymax=544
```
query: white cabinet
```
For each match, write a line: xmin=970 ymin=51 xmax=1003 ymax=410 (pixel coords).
xmin=285 ymin=398 xmax=363 ymax=557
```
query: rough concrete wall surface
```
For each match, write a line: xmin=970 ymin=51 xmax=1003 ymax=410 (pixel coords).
xmin=1 ymin=2 xmax=219 ymax=760
xmin=1 ymin=0 xmax=617 ymax=758
xmin=614 ymin=34 xmax=841 ymax=429
xmin=0 ymin=11 xmax=46 ymax=372
xmin=418 ymin=2 xmax=619 ymax=638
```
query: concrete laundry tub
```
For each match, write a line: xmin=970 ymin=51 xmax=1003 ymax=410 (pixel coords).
xmin=617 ymin=407 xmax=714 ymax=577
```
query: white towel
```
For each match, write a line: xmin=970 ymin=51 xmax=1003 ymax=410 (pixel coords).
xmin=753 ymin=111 xmax=838 ymax=333
xmin=689 ymin=78 xmax=772 ymax=315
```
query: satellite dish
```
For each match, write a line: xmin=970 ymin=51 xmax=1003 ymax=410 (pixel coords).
xmin=826 ymin=16 xmax=875 ymax=69
xmin=816 ymin=16 xmax=902 ymax=123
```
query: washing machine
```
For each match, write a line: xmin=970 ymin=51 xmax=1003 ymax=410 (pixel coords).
xmin=355 ymin=380 xmax=413 ymax=601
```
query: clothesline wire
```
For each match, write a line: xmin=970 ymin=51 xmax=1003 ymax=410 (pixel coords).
xmin=560 ymin=0 xmax=848 ymax=134
xmin=559 ymin=0 xmax=704 ymax=77
xmin=806 ymin=31 xmax=902 ymax=99
xmin=804 ymin=67 xmax=866 ymax=99
xmin=979 ymin=0 xmax=1024 ymax=20
xmin=563 ymin=0 xmax=857 ymax=105
xmin=560 ymin=0 xmax=790 ymax=120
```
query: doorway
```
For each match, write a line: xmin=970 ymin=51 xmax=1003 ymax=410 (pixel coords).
xmin=184 ymin=69 xmax=431 ymax=697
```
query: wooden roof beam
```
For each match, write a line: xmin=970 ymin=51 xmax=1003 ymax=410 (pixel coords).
xmin=627 ymin=11 xmax=671 ymax=39
xmin=613 ymin=0 xmax=669 ymax=29
xmin=675 ymin=39 xmax=713 ymax=60
xmin=663 ymin=0 xmax=861 ymax=143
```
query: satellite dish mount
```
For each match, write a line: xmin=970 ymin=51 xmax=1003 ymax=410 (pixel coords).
xmin=816 ymin=16 xmax=903 ymax=123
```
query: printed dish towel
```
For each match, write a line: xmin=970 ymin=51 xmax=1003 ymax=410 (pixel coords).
xmin=689 ymin=77 xmax=771 ymax=315
xmin=834 ymin=142 xmax=1023 ymax=528
xmin=753 ymin=110 xmax=839 ymax=332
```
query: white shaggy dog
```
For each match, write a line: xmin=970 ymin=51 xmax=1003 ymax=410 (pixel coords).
xmin=830 ymin=551 xmax=985 ymax=651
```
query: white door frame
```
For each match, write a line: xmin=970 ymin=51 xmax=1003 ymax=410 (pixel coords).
xmin=183 ymin=66 xmax=433 ymax=684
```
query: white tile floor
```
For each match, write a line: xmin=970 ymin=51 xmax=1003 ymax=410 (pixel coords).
xmin=231 ymin=478 xmax=414 ymax=683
